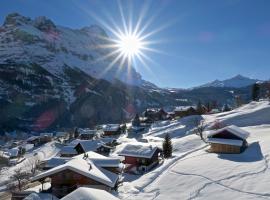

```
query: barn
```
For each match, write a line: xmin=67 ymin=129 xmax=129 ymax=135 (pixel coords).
xmin=206 ymin=125 xmax=250 ymax=154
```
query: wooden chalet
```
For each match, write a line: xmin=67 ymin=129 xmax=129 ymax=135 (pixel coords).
xmin=71 ymin=139 xmax=114 ymax=156
xmin=26 ymin=136 xmax=40 ymax=147
xmin=174 ymin=106 xmax=198 ymax=118
xmin=79 ymin=129 xmax=96 ymax=140
xmin=142 ymin=108 xmax=168 ymax=122
xmin=102 ymin=124 xmax=123 ymax=136
xmin=118 ymin=144 xmax=162 ymax=173
xmin=206 ymin=125 xmax=250 ymax=154
xmin=39 ymin=132 xmax=53 ymax=143
xmin=31 ymin=158 xmax=119 ymax=198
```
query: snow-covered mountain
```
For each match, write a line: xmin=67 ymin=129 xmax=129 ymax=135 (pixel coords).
xmin=0 ymin=13 xmax=142 ymax=85
xmin=197 ymin=75 xmax=262 ymax=88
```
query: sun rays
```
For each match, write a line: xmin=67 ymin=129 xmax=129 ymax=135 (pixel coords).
xmin=73 ymin=0 xmax=170 ymax=82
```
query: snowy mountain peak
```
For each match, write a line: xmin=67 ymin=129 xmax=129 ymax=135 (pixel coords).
xmin=0 ymin=13 xmax=142 ymax=85
xmin=197 ymin=75 xmax=262 ymax=88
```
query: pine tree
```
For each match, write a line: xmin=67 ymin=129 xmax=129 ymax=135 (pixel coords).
xmin=163 ymin=134 xmax=172 ymax=158
xmin=132 ymin=113 xmax=140 ymax=127
xmin=196 ymin=100 xmax=204 ymax=114
xmin=252 ymin=83 xmax=260 ymax=101
xmin=74 ymin=127 xmax=79 ymax=139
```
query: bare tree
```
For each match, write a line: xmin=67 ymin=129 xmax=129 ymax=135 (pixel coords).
xmin=10 ymin=168 xmax=30 ymax=191
xmin=193 ymin=118 xmax=207 ymax=143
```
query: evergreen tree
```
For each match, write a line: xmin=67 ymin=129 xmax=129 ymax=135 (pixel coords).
xmin=163 ymin=134 xmax=172 ymax=158
xmin=222 ymin=104 xmax=231 ymax=112
xmin=196 ymin=100 xmax=204 ymax=114
xmin=74 ymin=127 xmax=79 ymax=139
xmin=132 ymin=113 xmax=141 ymax=127
xmin=252 ymin=83 xmax=260 ymax=101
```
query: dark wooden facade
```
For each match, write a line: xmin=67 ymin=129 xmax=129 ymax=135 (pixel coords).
xmin=48 ymin=169 xmax=113 ymax=198
xmin=174 ymin=107 xmax=198 ymax=118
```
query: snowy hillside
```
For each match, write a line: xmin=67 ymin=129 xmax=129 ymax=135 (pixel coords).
xmin=197 ymin=74 xmax=262 ymax=88
xmin=0 ymin=13 xmax=142 ymax=85
xmin=116 ymin=100 xmax=270 ymax=200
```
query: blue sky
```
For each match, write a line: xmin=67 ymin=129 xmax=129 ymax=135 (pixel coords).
xmin=0 ymin=0 xmax=270 ymax=88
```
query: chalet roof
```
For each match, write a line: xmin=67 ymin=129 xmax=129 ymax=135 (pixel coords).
xmin=74 ymin=140 xmax=103 ymax=152
xmin=207 ymin=138 xmax=243 ymax=146
xmin=61 ymin=187 xmax=119 ymax=200
xmin=55 ymin=132 xmax=68 ymax=137
xmin=60 ymin=146 xmax=78 ymax=155
xmin=45 ymin=157 xmax=72 ymax=169
xmin=174 ymin=106 xmax=196 ymax=112
xmin=27 ymin=136 xmax=40 ymax=142
xmin=9 ymin=147 xmax=19 ymax=157
xmin=206 ymin=125 xmax=250 ymax=140
xmin=40 ymin=132 xmax=54 ymax=137
xmin=79 ymin=129 xmax=96 ymax=135
xmin=31 ymin=158 xmax=119 ymax=188
xmin=103 ymin=124 xmax=120 ymax=132
xmin=74 ymin=151 xmax=121 ymax=168
xmin=118 ymin=144 xmax=160 ymax=159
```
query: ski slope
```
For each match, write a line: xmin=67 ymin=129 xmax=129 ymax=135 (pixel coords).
xmin=117 ymin=101 xmax=270 ymax=200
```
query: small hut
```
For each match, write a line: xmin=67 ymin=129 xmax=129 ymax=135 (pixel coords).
xmin=206 ymin=125 xmax=250 ymax=154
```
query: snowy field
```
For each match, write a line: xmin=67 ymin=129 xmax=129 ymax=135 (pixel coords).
xmin=117 ymin=101 xmax=270 ymax=200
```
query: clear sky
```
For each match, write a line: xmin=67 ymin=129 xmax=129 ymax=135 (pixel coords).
xmin=0 ymin=0 xmax=270 ymax=88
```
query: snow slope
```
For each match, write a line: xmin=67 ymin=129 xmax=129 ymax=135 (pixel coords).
xmin=0 ymin=141 xmax=60 ymax=187
xmin=117 ymin=100 xmax=270 ymax=200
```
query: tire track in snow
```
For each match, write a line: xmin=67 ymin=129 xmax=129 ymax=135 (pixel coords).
xmin=122 ymin=145 xmax=208 ymax=200
xmin=169 ymin=155 xmax=270 ymax=199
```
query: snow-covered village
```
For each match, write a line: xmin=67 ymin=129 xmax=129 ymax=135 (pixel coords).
xmin=1 ymin=1 xmax=270 ymax=200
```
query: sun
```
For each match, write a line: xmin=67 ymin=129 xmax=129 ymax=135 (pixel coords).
xmin=117 ymin=33 xmax=143 ymax=59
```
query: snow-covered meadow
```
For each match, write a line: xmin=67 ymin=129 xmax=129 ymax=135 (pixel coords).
xmin=117 ymin=101 xmax=270 ymax=200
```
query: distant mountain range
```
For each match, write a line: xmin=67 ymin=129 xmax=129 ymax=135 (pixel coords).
xmin=195 ymin=75 xmax=262 ymax=89
xmin=0 ymin=13 xmax=268 ymax=132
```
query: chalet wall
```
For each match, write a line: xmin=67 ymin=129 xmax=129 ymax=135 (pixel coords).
xmin=210 ymin=143 xmax=241 ymax=154
xmin=50 ymin=169 xmax=110 ymax=197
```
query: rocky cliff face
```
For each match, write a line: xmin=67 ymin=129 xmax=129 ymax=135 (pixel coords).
xmin=0 ymin=13 xmax=179 ymax=132
xmin=0 ymin=13 xmax=142 ymax=85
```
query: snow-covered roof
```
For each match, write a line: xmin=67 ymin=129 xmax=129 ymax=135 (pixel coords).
xmin=118 ymin=144 xmax=159 ymax=159
xmin=206 ymin=125 xmax=250 ymax=140
xmin=27 ymin=136 xmax=40 ymax=142
xmin=24 ymin=192 xmax=59 ymax=200
xmin=61 ymin=187 xmax=119 ymax=200
xmin=45 ymin=157 xmax=72 ymax=168
xmin=9 ymin=147 xmax=19 ymax=157
xmin=32 ymin=158 xmax=119 ymax=188
xmin=55 ymin=132 xmax=68 ymax=137
xmin=207 ymin=138 xmax=243 ymax=146
xmin=71 ymin=139 xmax=112 ymax=152
xmin=40 ymin=132 xmax=54 ymax=137
xmin=60 ymin=146 xmax=77 ymax=155
xmin=79 ymin=129 xmax=96 ymax=135
xmin=103 ymin=124 xmax=120 ymax=132
xmin=174 ymin=106 xmax=196 ymax=112
xmin=75 ymin=140 xmax=103 ymax=152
